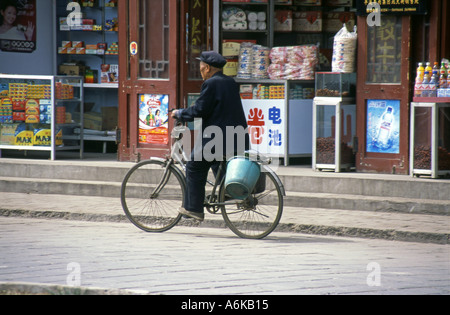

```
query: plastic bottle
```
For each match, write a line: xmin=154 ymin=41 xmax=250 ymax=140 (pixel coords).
xmin=429 ymin=71 xmax=438 ymax=97
xmin=376 ymin=106 xmax=394 ymax=149
xmin=425 ymin=62 xmax=432 ymax=74
xmin=423 ymin=62 xmax=431 ymax=83
xmin=416 ymin=62 xmax=424 ymax=84
xmin=439 ymin=62 xmax=447 ymax=89
xmin=432 ymin=62 xmax=439 ymax=76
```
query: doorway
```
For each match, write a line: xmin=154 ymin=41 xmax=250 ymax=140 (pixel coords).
xmin=356 ymin=15 xmax=412 ymax=174
xmin=117 ymin=0 xmax=213 ymax=162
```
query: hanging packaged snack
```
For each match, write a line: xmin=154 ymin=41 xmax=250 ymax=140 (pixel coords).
xmin=332 ymin=24 xmax=357 ymax=73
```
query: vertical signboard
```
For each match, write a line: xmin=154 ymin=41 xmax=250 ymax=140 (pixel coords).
xmin=242 ymin=99 xmax=285 ymax=156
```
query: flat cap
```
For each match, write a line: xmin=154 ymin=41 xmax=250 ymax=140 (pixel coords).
xmin=197 ymin=51 xmax=227 ymax=68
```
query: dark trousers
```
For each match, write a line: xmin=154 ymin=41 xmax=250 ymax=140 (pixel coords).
xmin=184 ymin=160 xmax=224 ymax=213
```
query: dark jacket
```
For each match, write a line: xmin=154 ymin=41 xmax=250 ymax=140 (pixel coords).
xmin=177 ymin=72 xmax=249 ymax=159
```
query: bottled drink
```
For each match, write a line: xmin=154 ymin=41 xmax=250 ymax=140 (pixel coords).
xmin=439 ymin=73 xmax=447 ymax=89
xmin=425 ymin=62 xmax=432 ymax=74
xmin=432 ymin=62 xmax=439 ymax=76
xmin=376 ymin=106 xmax=394 ymax=149
xmin=429 ymin=72 xmax=438 ymax=97
xmin=439 ymin=62 xmax=447 ymax=89
xmin=423 ymin=62 xmax=431 ymax=84
xmin=416 ymin=62 xmax=424 ymax=84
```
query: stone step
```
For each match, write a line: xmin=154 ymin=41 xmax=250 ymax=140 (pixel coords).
xmin=0 ymin=176 xmax=447 ymax=215
xmin=1 ymin=159 xmax=449 ymax=201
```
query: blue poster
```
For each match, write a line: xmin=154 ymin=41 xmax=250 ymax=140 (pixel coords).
xmin=366 ymin=100 xmax=400 ymax=154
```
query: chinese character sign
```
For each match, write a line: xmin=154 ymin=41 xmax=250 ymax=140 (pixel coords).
xmin=243 ymin=100 xmax=285 ymax=155
xmin=139 ymin=94 xmax=169 ymax=145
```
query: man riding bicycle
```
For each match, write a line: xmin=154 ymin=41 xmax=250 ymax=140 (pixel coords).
xmin=171 ymin=51 xmax=250 ymax=222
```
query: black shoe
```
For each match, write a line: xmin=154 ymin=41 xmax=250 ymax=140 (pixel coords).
xmin=178 ymin=207 xmax=205 ymax=222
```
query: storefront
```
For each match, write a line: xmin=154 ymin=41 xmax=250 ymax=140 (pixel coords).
xmin=115 ymin=0 xmax=450 ymax=174
xmin=0 ymin=0 xmax=449 ymax=176
xmin=355 ymin=0 xmax=450 ymax=175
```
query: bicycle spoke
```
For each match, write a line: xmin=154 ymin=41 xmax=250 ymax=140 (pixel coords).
xmin=220 ymin=171 xmax=283 ymax=239
xmin=121 ymin=160 xmax=184 ymax=232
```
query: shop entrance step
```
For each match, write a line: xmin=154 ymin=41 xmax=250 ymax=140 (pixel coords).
xmin=0 ymin=158 xmax=449 ymax=216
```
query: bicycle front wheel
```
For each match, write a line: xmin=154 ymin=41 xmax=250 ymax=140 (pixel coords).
xmin=219 ymin=171 xmax=283 ymax=239
xmin=121 ymin=159 xmax=185 ymax=232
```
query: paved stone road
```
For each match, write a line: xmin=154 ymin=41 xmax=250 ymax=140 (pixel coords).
xmin=0 ymin=217 xmax=448 ymax=295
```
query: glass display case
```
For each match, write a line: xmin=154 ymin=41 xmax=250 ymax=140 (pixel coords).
xmin=410 ymin=101 xmax=450 ymax=178
xmin=315 ymin=72 xmax=356 ymax=98
xmin=0 ymin=75 xmax=84 ymax=160
xmin=313 ymin=96 xmax=356 ymax=172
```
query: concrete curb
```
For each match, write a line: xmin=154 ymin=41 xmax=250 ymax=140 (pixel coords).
xmin=1 ymin=208 xmax=448 ymax=245
xmin=0 ymin=282 xmax=149 ymax=295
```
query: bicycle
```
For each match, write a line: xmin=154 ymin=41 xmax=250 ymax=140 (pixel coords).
xmin=120 ymin=120 xmax=285 ymax=239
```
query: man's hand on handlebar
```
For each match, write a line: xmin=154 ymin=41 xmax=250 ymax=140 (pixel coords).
xmin=170 ymin=109 xmax=180 ymax=119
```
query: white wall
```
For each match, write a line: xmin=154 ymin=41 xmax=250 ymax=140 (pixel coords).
xmin=0 ymin=0 xmax=55 ymax=75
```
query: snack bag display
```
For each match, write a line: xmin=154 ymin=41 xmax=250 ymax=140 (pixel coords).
xmin=332 ymin=24 xmax=357 ymax=73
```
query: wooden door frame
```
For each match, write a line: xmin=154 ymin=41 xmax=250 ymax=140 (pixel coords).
xmin=355 ymin=15 xmax=412 ymax=174
xmin=179 ymin=0 xmax=214 ymax=109
xmin=118 ymin=0 xmax=179 ymax=162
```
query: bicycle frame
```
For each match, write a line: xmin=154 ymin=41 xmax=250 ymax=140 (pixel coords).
xmin=150 ymin=121 xmax=286 ymax=213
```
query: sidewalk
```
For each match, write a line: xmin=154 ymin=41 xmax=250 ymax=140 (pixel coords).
xmin=0 ymin=191 xmax=448 ymax=244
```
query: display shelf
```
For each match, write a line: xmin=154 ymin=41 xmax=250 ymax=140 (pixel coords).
xmin=312 ymin=96 xmax=356 ymax=172
xmin=410 ymin=101 xmax=450 ymax=178
xmin=235 ymin=79 xmax=314 ymax=166
xmin=220 ymin=1 xmax=273 ymax=49
xmin=0 ymin=75 xmax=84 ymax=160
xmin=55 ymin=0 xmax=118 ymax=152
xmin=84 ymin=83 xmax=118 ymax=89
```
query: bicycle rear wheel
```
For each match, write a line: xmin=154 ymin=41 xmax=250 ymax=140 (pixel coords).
xmin=219 ymin=171 xmax=283 ymax=239
xmin=121 ymin=159 xmax=185 ymax=232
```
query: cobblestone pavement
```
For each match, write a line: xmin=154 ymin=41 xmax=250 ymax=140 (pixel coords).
xmin=0 ymin=217 xmax=448 ymax=295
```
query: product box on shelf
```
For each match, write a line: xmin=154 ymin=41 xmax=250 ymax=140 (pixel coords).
xmin=105 ymin=0 xmax=117 ymax=7
xmin=80 ymin=0 xmax=95 ymax=7
xmin=222 ymin=40 xmax=257 ymax=57
xmin=101 ymin=64 xmax=119 ymax=83
xmin=0 ymin=123 xmax=19 ymax=145
xmin=14 ymin=124 xmax=33 ymax=146
xmin=59 ymin=64 xmax=86 ymax=76
xmin=293 ymin=11 xmax=322 ymax=32
xmin=323 ymin=12 xmax=355 ymax=33
xmin=0 ymin=84 xmax=8 ymax=97
xmin=274 ymin=10 xmax=292 ymax=32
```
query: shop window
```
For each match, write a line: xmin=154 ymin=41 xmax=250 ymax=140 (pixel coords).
xmin=366 ymin=16 xmax=402 ymax=84
xmin=138 ymin=0 xmax=170 ymax=79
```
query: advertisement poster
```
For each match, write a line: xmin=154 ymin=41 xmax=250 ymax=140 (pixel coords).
xmin=366 ymin=99 xmax=400 ymax=154
xmin=242 ymin=99 xmax=285 ymax=155
xmin=138 ymin=94 xmax=169 ymax=145
xmin=0 ymin=0 xmax=36 ymax=53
